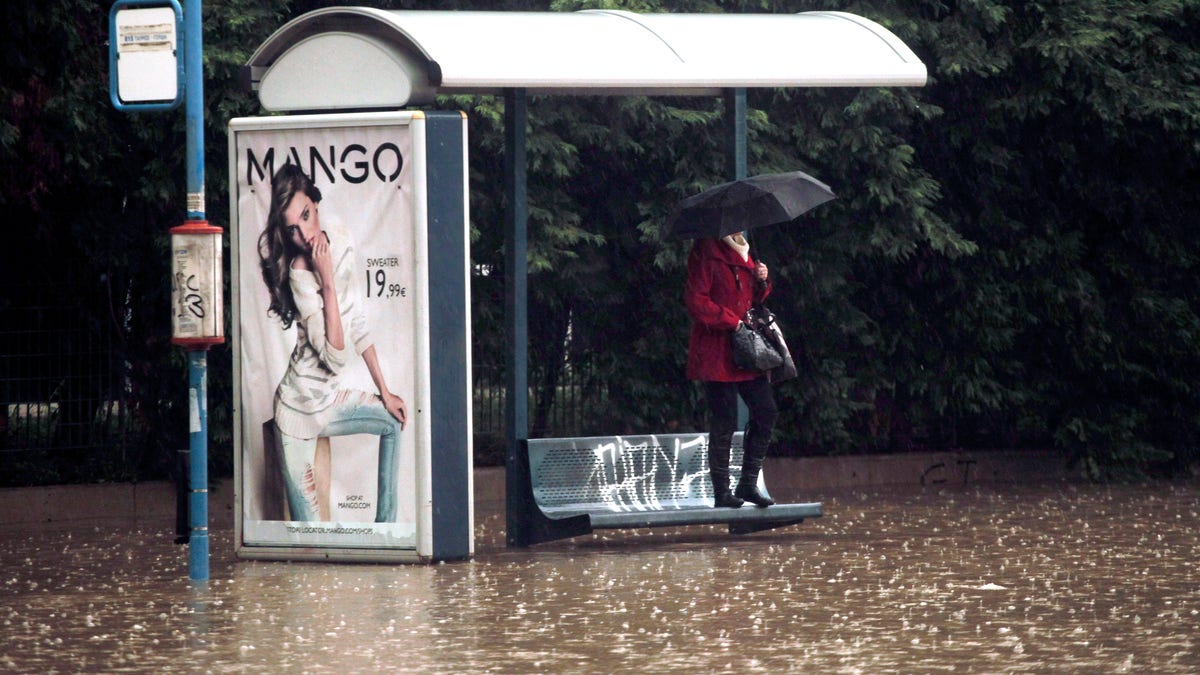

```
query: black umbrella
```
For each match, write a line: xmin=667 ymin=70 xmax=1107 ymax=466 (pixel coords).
xmin=666 ymin=170 xmax=836 ymax=240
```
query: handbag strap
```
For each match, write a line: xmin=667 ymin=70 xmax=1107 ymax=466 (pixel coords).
xmin=729 ymin=266 xmax=749 ymax=324
xmin=730 ymin=265 xmax=774 ymax=326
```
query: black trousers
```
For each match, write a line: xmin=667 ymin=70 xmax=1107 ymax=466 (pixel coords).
xmin=704 ymin=376 xmax=777 ymax=484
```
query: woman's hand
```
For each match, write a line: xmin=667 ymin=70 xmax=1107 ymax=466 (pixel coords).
xmin=361 ymin=346 xmax=404 ymax=428
xmin=380 ymin=390 xmax=408 ymax=430
xmin=308 ymin=231 xmax=344 ymax=350
xmin=755 ymin=261 xmax=769 ymax=283
xmin=309 ymin=231 xmax=335 ymax=290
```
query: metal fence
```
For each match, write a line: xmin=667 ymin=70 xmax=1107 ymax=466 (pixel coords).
xmin=472 ymin=357 xmax=607 ymax=464
xmin=0 ymin=289 xmax=139 ymax=486
xmin=1 ymin=290 xmax=604 ymax=483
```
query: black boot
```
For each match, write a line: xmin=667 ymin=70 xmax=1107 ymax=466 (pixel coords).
xmin=735 ymin=426 xmax=775 ymax=508
xmin=734 ymin=479 xmax=775 ymax=508
xmin=709 ymin=435 xmax=743 ymax=509
xmin=714 ymin=491 xmax=745 ymax=508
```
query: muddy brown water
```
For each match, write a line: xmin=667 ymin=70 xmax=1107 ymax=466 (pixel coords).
xmin=2 ymin=482 xmax=1197 ymax=673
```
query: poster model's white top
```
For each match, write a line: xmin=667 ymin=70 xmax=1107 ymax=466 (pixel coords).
xmin=273 ymin=217 xmax=374 ymax=439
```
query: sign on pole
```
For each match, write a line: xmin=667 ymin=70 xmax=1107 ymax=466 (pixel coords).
xmin=170 ymin=221 xmax=225 ymax=346
xmin=109 ymin=0 xmax=183 ymax=111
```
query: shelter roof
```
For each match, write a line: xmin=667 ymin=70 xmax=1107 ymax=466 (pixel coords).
xmin=244 ymin=8 xmax=927 ymax=112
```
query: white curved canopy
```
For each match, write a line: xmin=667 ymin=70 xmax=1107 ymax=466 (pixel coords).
xmin=245 ymin=8 xmax=927 ymax=111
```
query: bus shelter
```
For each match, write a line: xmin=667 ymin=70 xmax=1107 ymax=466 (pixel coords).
xmin=240 ymin=8 xmax=927 ymax=550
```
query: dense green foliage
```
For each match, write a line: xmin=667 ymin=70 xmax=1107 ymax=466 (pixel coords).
xmin=2 ymin=0 xmax=1197 ymax=483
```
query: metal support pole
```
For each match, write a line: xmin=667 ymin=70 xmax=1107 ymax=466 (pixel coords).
xmin=503 ymin=88 xmax=530 ymax=546
xmin=724 ymin=88 xmax=750 ymax=429
xmin=184 ymin=0 xmax=209 ymax=581
xmin=184 ymin=0 xmax=205 ymax=220
xmin=187 ymin=349 xmax=209 ymax=580
xmin=110 ymin=0 xmax=214 ymax=578
xmin=724 ymin=88 xmax=747 ymax=182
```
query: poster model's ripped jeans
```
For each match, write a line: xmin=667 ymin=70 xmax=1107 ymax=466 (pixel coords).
xmin=276 ymin=391 xmax=403 ymax=523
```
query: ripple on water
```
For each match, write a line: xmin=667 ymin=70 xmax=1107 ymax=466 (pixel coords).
xmin=0 ymin=482 xmax=1197 ymax=672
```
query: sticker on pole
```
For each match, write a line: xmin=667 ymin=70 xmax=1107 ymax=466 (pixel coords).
xmin=109 ymin=0 xmax=183 ymax=111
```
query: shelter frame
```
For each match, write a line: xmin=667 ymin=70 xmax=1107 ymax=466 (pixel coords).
xmin=241 ymin=7 xmax=928 ymax=548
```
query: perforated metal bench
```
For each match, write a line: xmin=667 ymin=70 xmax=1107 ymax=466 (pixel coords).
xmin=509 ymin=432 xmax=822 ymax=545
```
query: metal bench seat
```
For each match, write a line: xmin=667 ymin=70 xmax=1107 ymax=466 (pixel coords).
xmin=513 ymin=432 xmax=822 ymax=545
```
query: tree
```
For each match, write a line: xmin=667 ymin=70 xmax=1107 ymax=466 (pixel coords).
xmin=4 ymin=0 xmax=1199 ymax=484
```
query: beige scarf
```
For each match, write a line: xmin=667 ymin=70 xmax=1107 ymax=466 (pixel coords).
xmin=722 ymin=233 xmax=750 ymax=262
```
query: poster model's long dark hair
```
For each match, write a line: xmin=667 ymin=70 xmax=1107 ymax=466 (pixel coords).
xmin=258 ymin=163 xmax=322 ymax=330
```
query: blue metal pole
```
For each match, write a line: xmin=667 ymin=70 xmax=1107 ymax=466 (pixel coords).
xmin=188 ymin=350 xmax=209 ymax=580
xmin=184 ymin=0 xmax=208 ymax=581
xmin=184 ymin=0 xmax=204 ymax=220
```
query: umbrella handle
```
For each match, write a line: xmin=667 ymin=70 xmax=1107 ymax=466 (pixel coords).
xmin=746 ymin=231 xmax=764 ymax=269
xmin=752 ymin=252 xmax=768 ymax=287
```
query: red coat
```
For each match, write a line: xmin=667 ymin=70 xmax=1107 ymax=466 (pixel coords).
xmin=684 ymin=238 xmax=772 ymax=382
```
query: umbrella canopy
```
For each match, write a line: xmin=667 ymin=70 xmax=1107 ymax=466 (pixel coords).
xmin=666 ymin=170 xmax=836 ymax=240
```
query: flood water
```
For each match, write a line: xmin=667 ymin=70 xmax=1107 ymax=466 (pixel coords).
xmin=2 ymin=481 xmax=1197 ymax=673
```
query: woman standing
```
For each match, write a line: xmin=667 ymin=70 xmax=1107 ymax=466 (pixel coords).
xmin=684 ymin=232 xmax=777 ymax=508
xmin=258 ymin=163 xmax=408 ymax=522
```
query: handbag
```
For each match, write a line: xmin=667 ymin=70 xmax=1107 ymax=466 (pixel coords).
xmin=732 ymin=319 xmax=784 ymax=371
xmin=732 ymin=304 xmax=798 ymax=382
xmin=759 ymin=309 xmax=798 ymax=383
xmin=726 ymin=264 xmax=798 ymax=382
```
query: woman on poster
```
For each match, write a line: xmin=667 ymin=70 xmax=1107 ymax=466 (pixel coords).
xmin=258 ymin=163 xmax=408 ymax=523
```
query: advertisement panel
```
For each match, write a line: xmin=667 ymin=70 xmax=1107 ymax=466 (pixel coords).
xmin=230 ymin=112 xmax=469 ymax=562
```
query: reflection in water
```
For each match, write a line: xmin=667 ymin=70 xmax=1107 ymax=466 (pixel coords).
xmin=1 ymin=482 xmax=1197 ymax=672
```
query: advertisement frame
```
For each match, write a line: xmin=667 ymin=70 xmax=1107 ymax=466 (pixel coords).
xmin=229 ymin=111 xmax=471 ymax=563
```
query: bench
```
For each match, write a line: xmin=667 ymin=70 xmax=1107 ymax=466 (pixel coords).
xmin=509 ymin=431 xmax=823 ymax=545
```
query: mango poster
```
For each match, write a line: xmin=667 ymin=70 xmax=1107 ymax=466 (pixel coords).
xmin=234 ymin=118 xmax=419 ymax=549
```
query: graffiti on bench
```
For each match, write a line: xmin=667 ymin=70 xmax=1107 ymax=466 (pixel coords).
xmin=536 ymin=433 xmax=739 ymax=512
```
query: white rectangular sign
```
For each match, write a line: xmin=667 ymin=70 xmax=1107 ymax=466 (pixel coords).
xmin=114 ymin=6 xmax=179 ymax=104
